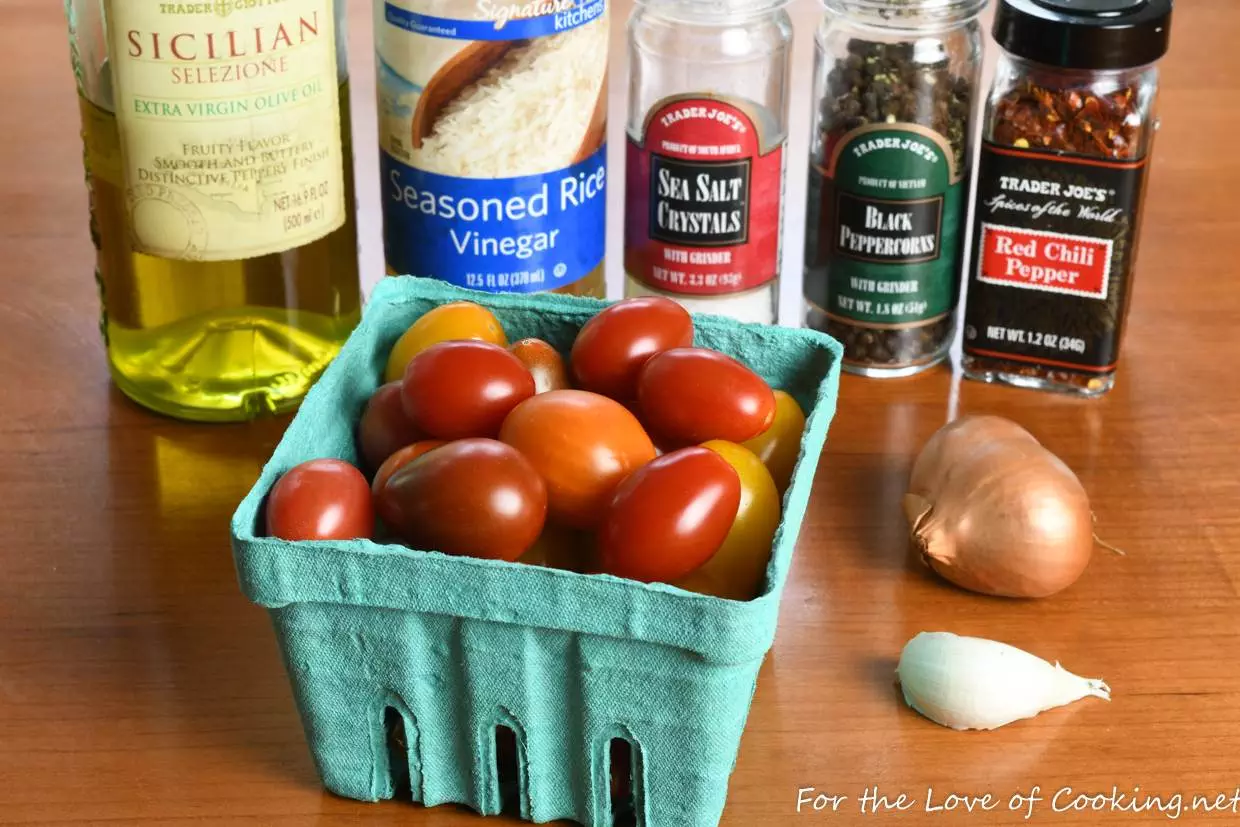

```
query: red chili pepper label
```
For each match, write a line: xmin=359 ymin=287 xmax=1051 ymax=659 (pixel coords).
xmin=978 ymin=225 xmax=1112 ymax=300
xmin=625 ymin=95 xmax=785 ymax=296
xmin=964 ymin=141 xmax=1148 ymax=373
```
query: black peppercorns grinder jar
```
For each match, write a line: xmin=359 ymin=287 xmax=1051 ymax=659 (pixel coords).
xmin=803 ymin=0 xmax=986 ymax=378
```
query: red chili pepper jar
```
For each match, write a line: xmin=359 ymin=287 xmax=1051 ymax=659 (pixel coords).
xmin=961 ymin=0 xmax=1173 ymax=396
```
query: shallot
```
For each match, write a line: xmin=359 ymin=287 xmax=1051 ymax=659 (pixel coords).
xmin=904 ymin=416 xmax=1095 ymax=599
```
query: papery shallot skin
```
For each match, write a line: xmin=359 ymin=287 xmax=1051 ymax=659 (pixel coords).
xmin=904 ymin=416 xmax=1094 ymax=599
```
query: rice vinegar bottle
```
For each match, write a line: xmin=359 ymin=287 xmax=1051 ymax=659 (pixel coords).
xmin=65 ymin=0 xmax=362 ymax=421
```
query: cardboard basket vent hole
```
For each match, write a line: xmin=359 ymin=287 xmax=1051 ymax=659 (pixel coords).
xmin=495 ymin=725 xmax=523 ymax=818
xmin=384 ymin=707 xmax=412 ymax=800
xmin=609 ymin=737 xmax=640 ymax=827
xmin=382 ymin=702 xmax=423 ymax=803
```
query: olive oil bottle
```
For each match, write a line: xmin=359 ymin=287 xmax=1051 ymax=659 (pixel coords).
xmin=66 ymin=0 xmax=361 ymax=421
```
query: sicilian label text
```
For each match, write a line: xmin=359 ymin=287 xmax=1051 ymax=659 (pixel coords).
xmin=106 ymin=0 xmax=345 ymax=261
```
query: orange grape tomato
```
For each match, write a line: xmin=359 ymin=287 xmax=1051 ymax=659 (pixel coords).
xmin=372 ymin=440 xmax=448 ymax=500
xmin=357 ymin=381 xmax=425 ymax=472
xmin=376 ymin=439 xmax=546 ymax=562
xmin=266 ymin=459 xmax=374 ymax=542
xmin=499 ymin=390 xmax=657 ymax=529
xmin=509 ymin=338 xmax=571 ymax=394
xmin=742 ymin=390 xmax=807 ymax=494
xmin=570 ymin=296 xmax=694 ymax=401
xmin=676 ymin=441 xmax=781 ymax=601
xmin=401 ymin=341 xmax=535 ymax=440
xmin=384 ymin=301 xmax=507 ymax=383
xmin=598 ymin=447 xmax=741 ymax=583
xmin=636 ymin=348 xmax=777 ymax=447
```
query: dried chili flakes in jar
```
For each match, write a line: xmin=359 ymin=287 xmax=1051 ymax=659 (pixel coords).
xmin=962 ymin=0 xmax=1173 ymax=397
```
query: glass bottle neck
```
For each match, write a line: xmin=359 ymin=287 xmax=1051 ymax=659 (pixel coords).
xmin=820 ymin=0 xmax=986 ymax=32
xmin=636 ymin=0 xmax=788 ymax=24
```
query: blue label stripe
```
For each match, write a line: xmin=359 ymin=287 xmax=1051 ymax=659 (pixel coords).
xmin=382 ymin=145 xmax=607 ymax=294
xmin=384 ymin=0 xmax=605 ymax=41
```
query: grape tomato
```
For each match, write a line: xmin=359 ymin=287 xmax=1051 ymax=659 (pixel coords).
xmin=266 ymin=459 xmax=373 ymax=542
xmin=376 ymin=439 xmax=546 ymax=562
xmin=372 ymin=440 xmax=447 ymax=499
xmin=402 ymin=341 xmax=535 ymax=440
xmin=637 ymin=348 xmax=777 ymax=446
xmin=742 ymin=390 xmax=806 ymax=494
xmin=385 ymin=301 xmax=507 ymax=383
xmin=598 ymin=447 xmax=741 ymax=584
xmin=499 ymin=390 xmax=657 ymax=529
xmin=676 ymin=441 xmax=781 ymax=601
xmin=358 ymin=382 xmax=425 ymax=472
xmin=570 ymin=297 xmax=694 ymax=401
xmin=510 ymin=338 xmax=571 ymax=394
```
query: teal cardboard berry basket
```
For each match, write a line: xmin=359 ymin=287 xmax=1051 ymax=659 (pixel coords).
xmin=230 ymin=277 xmax=843 ymax=827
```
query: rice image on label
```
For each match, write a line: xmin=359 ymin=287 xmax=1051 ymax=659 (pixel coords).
xmin=378 ymin=0 xmax=610 ymax=294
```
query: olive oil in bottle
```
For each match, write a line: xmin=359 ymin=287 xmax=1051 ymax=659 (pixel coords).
xmin=67 ymin=0 xmax=362 ymax=421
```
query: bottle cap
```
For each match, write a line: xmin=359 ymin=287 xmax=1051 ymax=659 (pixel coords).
xmin=994 ymin=0 xmax=1173 ymax=70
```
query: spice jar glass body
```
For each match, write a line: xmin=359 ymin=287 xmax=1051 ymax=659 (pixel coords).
xmin=624 ymin=0 xmax=793 ymax=324
xmin=961 ymin=56 xmax=1161 ymax=397
xmin=803 ymin=1 xmax=984 ymax=377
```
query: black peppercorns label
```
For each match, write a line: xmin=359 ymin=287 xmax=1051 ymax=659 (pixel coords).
xmin=805 ymin=125 xmax=965 ymax=331
xmin=626 ymin=94 xmax=785 ymax=296
xmin=963 ymin=141 xmax=1148 ymax=373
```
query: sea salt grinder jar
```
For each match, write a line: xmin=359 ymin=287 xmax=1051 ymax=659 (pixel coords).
xmin=962 ymin=0 xmax=1173 ymax=396
xmin=624 ymin=0 xmax=794 ymax=325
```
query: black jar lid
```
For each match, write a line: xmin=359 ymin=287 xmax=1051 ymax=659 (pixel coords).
xmin=994 ymin=0 xmax=1173 ymax=70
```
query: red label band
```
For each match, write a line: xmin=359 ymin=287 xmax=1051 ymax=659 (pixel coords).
xmin=625 ymin=97 xmax=784 ymax=297
xmin=978 ymin=224 xmax=1112 ymax=300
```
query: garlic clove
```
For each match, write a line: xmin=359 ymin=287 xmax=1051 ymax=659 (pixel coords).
xmin=896 ymin=632 xmax=1111 ymax=731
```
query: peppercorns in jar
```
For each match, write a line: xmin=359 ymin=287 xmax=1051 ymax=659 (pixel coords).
xmin=803 ymin=0 xmax=986 ymax=378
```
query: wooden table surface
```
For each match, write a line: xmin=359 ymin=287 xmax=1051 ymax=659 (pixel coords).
xmin=2 ymin=1 xmax=1237 ymax=825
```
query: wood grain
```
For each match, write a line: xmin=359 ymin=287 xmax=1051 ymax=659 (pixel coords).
xmin=1 ymin=0 xmax=1238 ymax=825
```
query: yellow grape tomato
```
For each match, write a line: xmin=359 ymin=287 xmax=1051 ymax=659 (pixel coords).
xmin=742 ymin=390 xmax=806 ymax=495
xmin=676 ymin=440 xmax=781 ymax=601
xmin=384 ymin=301 xmax=508 ymax=383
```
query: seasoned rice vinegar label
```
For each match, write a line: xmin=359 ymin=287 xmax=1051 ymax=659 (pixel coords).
xmin=377 ymin=0 xmax=609 ymax=293
xmin=105 ymin=0 xmax=346 ymax=261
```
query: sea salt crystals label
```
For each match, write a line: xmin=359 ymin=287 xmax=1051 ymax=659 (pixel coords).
xmin=625 ymin=95 xmax=786 ymax=297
